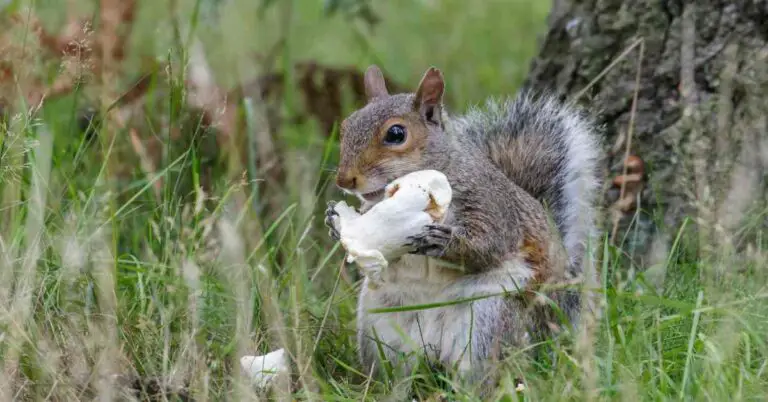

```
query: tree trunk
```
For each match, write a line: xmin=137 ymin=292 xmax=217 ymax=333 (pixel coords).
xmin=525 ymin=0 xmax=768 ymax=273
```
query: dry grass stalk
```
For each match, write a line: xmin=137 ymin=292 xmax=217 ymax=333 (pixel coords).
xmin=187 ymin=39 xmax=237 ymax=135
xmin=679 ymin=3 xmax=715 ymax=261
xmin=128 ymin=127 xmax=163 ymax=200
xmin=174 ymin=256 xmax=206 ymax=399
xmin=0 ymin=116 xmax=29 ymax=309
xmin=184 ymin=45 xmax=266 ymax=400
xmin=714 ymin=43 xmax=738 ymax=180
xmin=575 ymin=237 xmax=600 ymax=401
xmin=238 ymin=84 xmax=282 ymax=218
xmin=185 ymin=37 xmax=247 ymax=192
xmin=89 ymin=222 xmax=122 ymax=401
xmin=54 ymin=211 xmax=91 ymax=399
xmin=214 ymin=212 xmax=262 ymax=401
xmin=0 ymin=122 xmax=53 ymax=401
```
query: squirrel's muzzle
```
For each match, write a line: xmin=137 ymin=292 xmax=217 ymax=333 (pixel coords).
xmin=336 ymin=171 xmax=358 ymax=191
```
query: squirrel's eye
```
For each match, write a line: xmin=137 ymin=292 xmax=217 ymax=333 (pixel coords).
xmin=383 ymin=124 xmax=407 ymax=145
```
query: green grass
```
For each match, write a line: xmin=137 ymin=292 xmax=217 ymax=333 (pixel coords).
xmin=2 ymin=0 xmax=768 ymax=401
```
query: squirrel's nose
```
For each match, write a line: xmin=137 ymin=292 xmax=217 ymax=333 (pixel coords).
xmin=336 ymin=173 xmax=357 ymax=190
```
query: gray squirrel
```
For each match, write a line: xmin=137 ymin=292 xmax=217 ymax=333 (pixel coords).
xmin=325 ymin=65 xmax=602 ymax=399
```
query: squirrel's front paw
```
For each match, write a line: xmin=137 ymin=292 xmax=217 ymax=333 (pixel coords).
xmin=324 ymin=201 xmax=341 ymax=241
xmin=406 ymin=224 xmax=454 ymax=257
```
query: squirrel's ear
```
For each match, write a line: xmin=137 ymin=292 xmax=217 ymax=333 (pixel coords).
xmin=364 ymin=65 xmax=389 ymax=101
xmin=413 ymin=67 xmax=444 ymax=125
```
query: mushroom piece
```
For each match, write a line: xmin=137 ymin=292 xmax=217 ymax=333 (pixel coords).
xmin=331 ymin=169 xmax=453 ymax=287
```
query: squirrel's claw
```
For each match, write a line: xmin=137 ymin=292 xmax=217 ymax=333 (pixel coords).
xmin=406 ymin=224 xmax=453 ymax=257
xmin=324 ymin=201 xmax=341 ymax=241
xmin=327 ymin=227 xmax=341 ymax=242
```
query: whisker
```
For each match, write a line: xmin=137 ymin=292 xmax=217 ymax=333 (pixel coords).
xmin=321 ymin=164 xmax=338 ymax=172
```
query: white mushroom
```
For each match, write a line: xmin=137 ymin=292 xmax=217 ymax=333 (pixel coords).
xmin=332 ymin=170 xmax=452 ymax=287
xmin=240 ymin=348 xmax=289 ymax=390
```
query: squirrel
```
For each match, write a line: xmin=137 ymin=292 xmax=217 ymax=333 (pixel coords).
xmin=325 ymin=65 xmax=602 ymax=399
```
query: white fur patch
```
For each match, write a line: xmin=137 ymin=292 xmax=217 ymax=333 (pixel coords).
xmin=358 ymin=254 xmax=533 ymax=367
xmin=549 ymin=98 xmax=602 ymax=268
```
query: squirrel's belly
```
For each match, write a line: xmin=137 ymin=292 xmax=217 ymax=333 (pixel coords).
xmin=358 ymin=281 xmax=475 ymax=367
xmin=356 ymin=254 xmax=536 ymax=367
xmin=357 ymin=255 xmax=470 ymax=365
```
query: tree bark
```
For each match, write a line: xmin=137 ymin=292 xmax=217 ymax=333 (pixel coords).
xmin=525 ymin=0 xmax=768 ymax=271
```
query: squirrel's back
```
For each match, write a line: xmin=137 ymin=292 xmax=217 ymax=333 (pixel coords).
xmin=449 ymin=90 xmax=602 ymax=277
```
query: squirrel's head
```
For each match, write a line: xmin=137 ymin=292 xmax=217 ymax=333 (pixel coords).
xmin=335 ymin=65 xmax=445 ymax=204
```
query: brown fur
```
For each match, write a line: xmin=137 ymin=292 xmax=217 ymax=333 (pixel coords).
xmin=522 ymin=235 xmax=550 ymax=281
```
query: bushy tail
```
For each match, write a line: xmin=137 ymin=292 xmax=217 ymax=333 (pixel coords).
xmin=456 ymin=90 xmax=603 ymax=277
